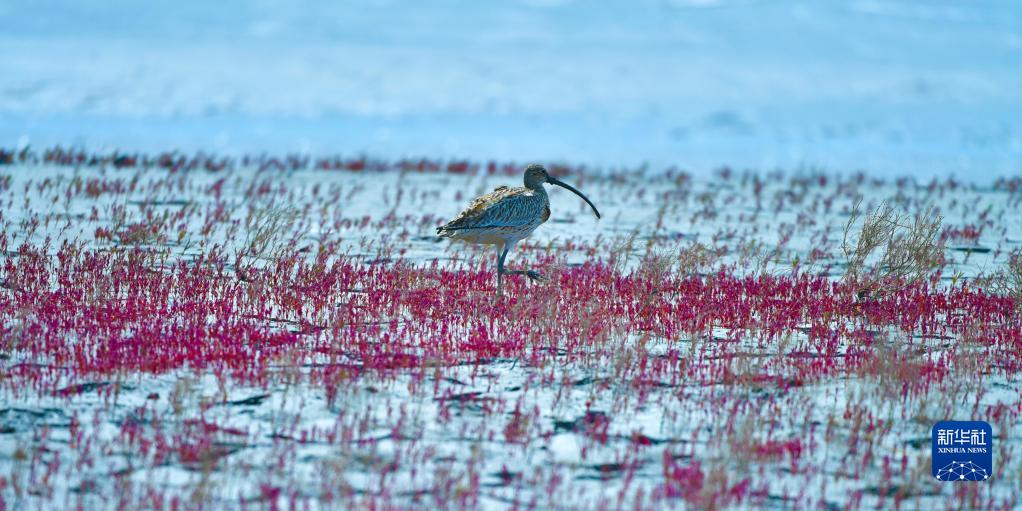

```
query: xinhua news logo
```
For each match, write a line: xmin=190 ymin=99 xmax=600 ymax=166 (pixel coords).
xmin=931 ymin=421 xmax=992 ymax=481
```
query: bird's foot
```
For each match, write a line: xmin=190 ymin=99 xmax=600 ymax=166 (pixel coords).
xmin=525 ymin=270 xmax=546 ymax=282
xmin=501 ymin=269 xmax=546 ymax=285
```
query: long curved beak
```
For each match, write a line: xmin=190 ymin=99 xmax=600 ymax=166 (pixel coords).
xmin=547 ymin=176 xmax=601 ymax=219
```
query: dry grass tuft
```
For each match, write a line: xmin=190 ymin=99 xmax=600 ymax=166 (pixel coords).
xmin=990 ymin=250 xmax=1022 ymax=308
xmin=842 ymin=199 xmax=944 ymax=295
xmin=676 ymin=241 xmax=718 ymax=276
xmin=1007 ymin=253 xmax=1022 ymax=305
xmin=234 ymin=204 xmax=302 ymax=280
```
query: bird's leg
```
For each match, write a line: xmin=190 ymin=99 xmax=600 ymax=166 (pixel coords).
xmin=501 ymin=242 xmax=544 ymax=282
xmin=498 ymin=242 xmax=545 ymax=286
xmin=497 ymin=244 xmax=509 ymax=294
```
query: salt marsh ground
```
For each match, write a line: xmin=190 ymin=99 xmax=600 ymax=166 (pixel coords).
xmin=1 ymin=149 xmax=1020 ymax=509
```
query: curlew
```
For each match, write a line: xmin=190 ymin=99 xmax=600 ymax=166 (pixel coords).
xmin=437 ymin=163 xmax=601 ymax=292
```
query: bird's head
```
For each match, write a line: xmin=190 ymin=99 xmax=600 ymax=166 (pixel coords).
xmin=524 ymin=163 xmax=549 ymax=188
xmin=523 ymin=163 xmax=601 ymax=219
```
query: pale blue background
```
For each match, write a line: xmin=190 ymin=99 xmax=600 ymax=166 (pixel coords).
xmin=1 ymin=0 xmax=1020 ymax=179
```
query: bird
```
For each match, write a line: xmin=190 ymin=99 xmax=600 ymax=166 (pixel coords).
xmin=437 ymin=163 xmax=601 ymax=292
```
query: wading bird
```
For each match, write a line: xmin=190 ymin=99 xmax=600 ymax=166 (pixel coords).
xmin=437 ymin=163 xmax=601 ymax=292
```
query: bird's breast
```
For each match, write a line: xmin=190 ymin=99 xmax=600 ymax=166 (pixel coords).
xmin=541 ymin=204 xmax=550 ymax=223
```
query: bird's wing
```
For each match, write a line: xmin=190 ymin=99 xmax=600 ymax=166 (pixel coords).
xmin=442 ymin=187 xmax=536 ymax=230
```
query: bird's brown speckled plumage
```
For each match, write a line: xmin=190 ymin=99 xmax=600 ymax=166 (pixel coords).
xmin=437 ymin=185 xmax=549 ymax=245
